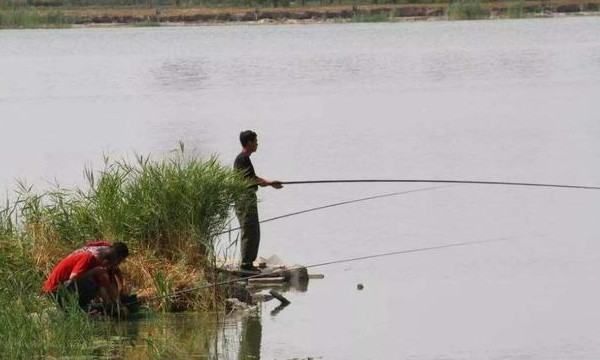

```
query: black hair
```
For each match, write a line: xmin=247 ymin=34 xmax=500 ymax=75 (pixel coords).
xmin=239 ymin=130 xmax=257 ymax=147
xmin=111 ymin=242 xmax=129 ymax=259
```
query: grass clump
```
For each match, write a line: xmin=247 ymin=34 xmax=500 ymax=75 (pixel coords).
xmin=0 ymin=244 xmax=196 ymax=359
xmin=447 ymin=0 xmax=487 ymax=19
xmin=351 ymin=10 xmax=392 ymax=22
xmin=21 ymin=144 xmax=249 ymax=258
xmin=0 ymin=144 xmax=252 ymax=357
xmin=0 ymin=242 xmax=97 ymax=358
xmin=5 ymin=144 xmax=250 ymax=309
xmin=507 ymin=0 xmax=525 ymax=18
xmin=133 ymin=19 xmax=161 ymax=26
xmin=0 ymin=7 xmax=71 ymax=28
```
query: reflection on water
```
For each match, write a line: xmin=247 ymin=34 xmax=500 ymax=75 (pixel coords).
xmin=239 ymin=315 xmax=262 ymax=360
xmin=96 ymin=311 xmax=263 ymax=359
xmin=97 ymin=275 xmax=310 ymax=359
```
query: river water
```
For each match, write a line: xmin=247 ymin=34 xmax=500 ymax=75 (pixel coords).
xmin=2 ymin=17 xmax=600 ymax=359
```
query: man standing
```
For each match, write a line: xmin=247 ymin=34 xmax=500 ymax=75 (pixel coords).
xmin=234 ymin=130 xmax=282 ymax=272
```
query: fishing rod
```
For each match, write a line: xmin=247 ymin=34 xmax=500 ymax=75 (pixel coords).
xmin=134 ymin=237 xmax=508 ymax=305
xmin=217 ymin=179 xmax=598 ymax=237
xmin=279 ymin=179 xmax=600 ymax=191
xmin=216 ymin=177 xmax=595 ymax=242
xmin=217 ymin=185 xmax=448 ymax=236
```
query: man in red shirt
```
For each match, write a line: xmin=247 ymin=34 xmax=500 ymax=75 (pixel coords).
xmin=71 ymin=240 xmax=125 ymax=295
xmin=43 ymin=242 xmax=129 ymax=311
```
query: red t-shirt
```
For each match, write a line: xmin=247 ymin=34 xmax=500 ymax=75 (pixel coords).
xmin=42 ymin=251 xmax=101 ymax=293
xmin=71 ymin=240 xmax=112 ymax=259
xmin=83 ymin=240 xmax=112 ymax=248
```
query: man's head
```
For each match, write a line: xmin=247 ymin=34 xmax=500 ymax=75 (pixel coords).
xmin=103 ymin=242 xmax=129 ymax=268
xmin=239 ymin=130 xmax=258 ymax=153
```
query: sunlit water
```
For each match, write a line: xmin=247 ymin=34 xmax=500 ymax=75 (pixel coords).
xmin=2 ymin=17 xmax=600 ymax=359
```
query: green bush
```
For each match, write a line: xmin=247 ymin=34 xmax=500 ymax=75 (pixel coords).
xmin=15 ymin=144 xmax=249 ymax=258
xmin=0 ymin=245 xmax=96 ymax=358
xmin=351 ymin=10 xmax=390 ymax=22
xmin=448 ymin=0 xmax=486 ymax=19
xmin=0 ymin=145 xmax=250 ymax=357
xmin=507 ymin=0 xmax=524 ymax=17
xmin=0 ymin=7 xmax=70 ymax=28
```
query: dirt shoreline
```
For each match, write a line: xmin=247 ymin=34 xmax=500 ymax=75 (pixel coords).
xmin=4 ymin=1 xmax=600 ymax=28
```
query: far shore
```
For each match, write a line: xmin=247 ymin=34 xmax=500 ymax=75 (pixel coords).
xmin=1 ymin=0 xmax=600 ymax=29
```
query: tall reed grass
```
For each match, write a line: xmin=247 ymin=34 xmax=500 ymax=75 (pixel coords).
xmin=19 ymin=145 xmax=250 ymax=305
xmin=0 ymin=242 xmax=97 ymax=357
xmin=18 ymin=144 xmax=250 ymax=259
xmin=0 ymin=145 xmax=251 ymax=357
xmin=0 ymin=243 xmax=221 ymax=358
xmin=0 ymin=7 xmax=71 ymax=28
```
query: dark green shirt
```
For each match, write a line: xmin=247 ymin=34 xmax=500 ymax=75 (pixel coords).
xmin=234 ymin=152 xmax=258 ymax=191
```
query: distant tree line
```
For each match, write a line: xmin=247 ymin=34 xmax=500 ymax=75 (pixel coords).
xmin=0 ymin=0 xmax=505 ymax=8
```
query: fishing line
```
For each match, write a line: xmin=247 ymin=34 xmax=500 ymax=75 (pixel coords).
xmin=217 ymin=185 xmax=447 ymax=236
xmin=135 ymin=178 xmax=599 ymax=304
xmin=216 ymin=178 xmax=599 ymax=241
xmin=134 ymin=237 xmax=508 ymax=305
xmin=280 ymin=179 xmax=600 ymax=191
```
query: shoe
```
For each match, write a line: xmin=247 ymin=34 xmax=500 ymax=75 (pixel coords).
xmin=240 ymin=264 xmax=261 ymax=273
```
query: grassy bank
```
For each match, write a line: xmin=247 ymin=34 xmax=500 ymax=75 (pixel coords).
xmin=1 ymin=0 xmax=599 ymax=28
xmin=0 ymin=244 xmax=101 ymax=357
xmin=0 ymin=6 xmax=71 ymax=27
xmin=0 ymin=247 xmax=222 ymax=358
xmin=0 ymin=145 xmax=250 ymax=357
xmin=447 ymin=0 xmax=484 ymax=19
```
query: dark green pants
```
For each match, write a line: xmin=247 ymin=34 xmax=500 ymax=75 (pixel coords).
xmin=49 ymin=277 xmax=99 ymax=310
xmin=235 ymin=193 xmax=260 ymax=267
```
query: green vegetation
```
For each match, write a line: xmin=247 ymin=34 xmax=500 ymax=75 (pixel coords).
xmin=507 ymin=0 xmax=525 ymax=17
xmin=0 ymin=144 xmax=250 ymax=358
xmin=351 ymin=11 xmax=391 ymax=22
xmin=0 ymin=7 xmax=71 ymax=28
xmin=133 ymin=19 xmax=161 ymax=26
xmin=0 ymin=249 xmax=222 ymax=358
xmin=0 ymin=0 xmax=408 ymax=6
xmin=0 ymin=242 xmax=97 ymax=357
xmin=586 ymin=2 xmax=599 ymax=10
xmin=17 ymin=143 xmax=249 ymax=255
xmin=0 ymin=0 xmax=599 ymax=28
xmin=447 ymin=0 xmax=486 ymax=19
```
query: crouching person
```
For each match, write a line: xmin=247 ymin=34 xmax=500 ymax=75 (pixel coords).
xmin=42 ymin=242 xmax=129 ymax=316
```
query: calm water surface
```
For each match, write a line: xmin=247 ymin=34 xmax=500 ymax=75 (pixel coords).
xmin=2 ymin=17 xmax=600 ymax=359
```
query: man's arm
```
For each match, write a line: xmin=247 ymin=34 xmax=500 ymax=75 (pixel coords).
xmin=256 ymin=176 xmax=283 ymax=189
xmin=69 ymin=266 xmax=121 ymax=306
xmin=235 ymin=153 xmax=283 ymax=189
xmin=64 ymin=256 xmax=105 ymax=284
xmin=96 ymin=271 xmax=121 ymax=305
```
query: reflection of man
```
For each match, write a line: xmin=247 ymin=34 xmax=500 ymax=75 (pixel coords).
xmin=42 ymin=242 xmax=129 ymax=311
xmin=234 ymin=130 xmax=282 ymax=272
xmin=238 ymin=315 xmax=262 ymax=360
